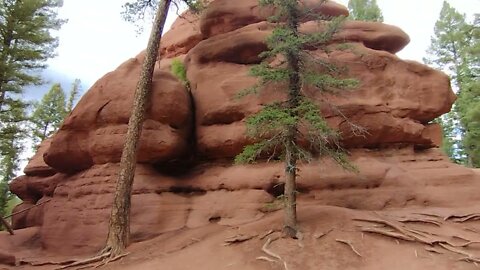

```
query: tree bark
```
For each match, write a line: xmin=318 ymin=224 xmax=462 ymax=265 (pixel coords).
xmin=0 ymin=216 xmax=14 ymax=235
xmin=103 ymin=0 xmax=171 ymax=256
xmin=283 ymin=0 xmax=301 ymax=238
xmin=284 ymin=134 xmax=298 ymax=237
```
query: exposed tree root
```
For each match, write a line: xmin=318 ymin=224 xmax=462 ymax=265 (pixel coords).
xmin=314 ymin=228 xmax=333 ymax=239
xmin=438 ymin=243 xmax=478 ymax=259
xmin=23 ymin=259 xmax=76 ymax=266
xmin=93 ymin=253 xmax=129 ymax=269
xmin=262 ymin=238 xmax=281 ymax=260
xmin=256 ymin=256 xmax=277 ymax=263
xmin=55 ymin=252 xmax=112 ymax=270
xmin=445 ymin=213 xmax=480 ymax=223
xmin=356 ymin=213 xmax=480 ymax=266
xmin=397 ymin=217 xmax=442 ymax=227
xmin=458 ymin=257 xmax=480 ymax=265
xmin=336 ymin=239 xmax=362 ymax=257
xmin=53 ymin=245 xmax=129 ymax=270
xmin=257 ymin=237 xmax=289 ymax=270
xmin=453 ymin=241 xmax=480 ymax=248
xmin=224 ymin=234 xmax=256 ymax=246
xmin=259 ymin=230 xmax=275 ymax=240
xmin=359 ymin=227 xmax=415 ymax=242
xmin=425 ymin=246 xmax=444 ymax=254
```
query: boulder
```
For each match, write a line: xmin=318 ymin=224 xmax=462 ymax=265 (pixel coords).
xmin=186 ymin=26 xmax=453 ymax=157
xmin=23 ymin=138 xmax=56 ymax=177
xmin=200 ymin=0 xmax=349 ymax=37
xmin=44 ymin=59 xmax=193 ymax=173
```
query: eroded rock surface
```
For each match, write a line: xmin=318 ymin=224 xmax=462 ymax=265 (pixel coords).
xmin=44 ymin=59 xmax=192 ymax=173
xmin=3 ymin=1 xmax=479 ymax=268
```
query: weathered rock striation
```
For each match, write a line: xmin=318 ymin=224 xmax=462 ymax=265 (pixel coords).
xmin=2 ymin=1 xmax=479 ymax=269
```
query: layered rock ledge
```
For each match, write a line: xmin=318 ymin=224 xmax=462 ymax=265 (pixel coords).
xmin=2 ymin=1 xmax=478 ymax=268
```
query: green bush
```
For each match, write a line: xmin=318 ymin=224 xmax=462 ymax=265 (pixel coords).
xmin=171 ymin=58 xmax=188 ymax=85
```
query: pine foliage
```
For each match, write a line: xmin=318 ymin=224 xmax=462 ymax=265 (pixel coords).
xmin=236 ymin=3 xmax=357 ymax=166
xmin=121 ymin=0 xmax=205 ymax=32
xmin=425 ymin=2 xmax=479 ymax=167
xmin=236 ymin=0 xmax=360 ymax=235
xmin=30 ymin=83 xmax=66 ymax=145
xmin=0 ymin=0 xmax=64 ymax=216
xmin=66 ymin=79 xmax=81 ymax=114
xmin=347 ymin=0 xmax=383 ymax=22
xmin=0 ymin=0 xmax=64 ymax=110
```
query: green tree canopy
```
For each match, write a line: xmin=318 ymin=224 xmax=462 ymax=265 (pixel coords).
xmin=66 ymin=79 xmax=81 ymax=114
xmin=425 ymin=1 xmax=479 ymax=167
xmin=347 ymin=0 xmax=384 ymax=22
xmin=0 ymin=105 xmax=25 ymax=217
xmin=0 ymin=0 xmax=64 ymax=110
xmin=0 ymin=0 xmax=64 ymax=217
xmin=121 ymin=0 xmax=204 ymax=32
xmin=30 ymin=83 xmax=67 ymax=145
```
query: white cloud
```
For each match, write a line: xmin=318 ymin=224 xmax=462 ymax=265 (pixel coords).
xmin=46 ymin=0 xmax=478 ymax=89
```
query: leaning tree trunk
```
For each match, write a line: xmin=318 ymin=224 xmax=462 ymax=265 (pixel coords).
xmin=103 ymin=0 xmax=171 ymax=257
xmin=283 ymin=1 xmax=301 ymax=238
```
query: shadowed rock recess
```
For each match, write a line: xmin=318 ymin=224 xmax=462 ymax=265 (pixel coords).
xmin=2 ymin=1 xmax=480 ymax=269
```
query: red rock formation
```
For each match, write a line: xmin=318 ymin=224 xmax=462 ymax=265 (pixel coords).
xmin=43 ymin=58 xmax=193 ymax=173
xmin=2 ymin=1 xmax=478 ymax=268
xmin=200 ymin=0 xmax=349 ymax=37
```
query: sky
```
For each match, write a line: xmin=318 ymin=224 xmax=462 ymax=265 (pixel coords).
xmin=27 ymin=0 xmax=479 ymax=99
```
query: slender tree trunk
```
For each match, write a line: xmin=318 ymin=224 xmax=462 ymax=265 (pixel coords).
xmin=284 ymin=134 xmax=298 ymax=237
xmin=0 ymin=216 xmax=14 ymax=235
xmin=103 ymin=0 xmax=171 ymax=256
xmin=283 ymin=0 xmax=301 ymax=238
xmin=0 ymin=89 xmax=5 ymax=111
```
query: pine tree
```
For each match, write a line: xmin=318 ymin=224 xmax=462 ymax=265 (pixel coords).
xmin=100 ymin=0 xmax=204 ymax=258
xmin=461 ymin=14 xmax=480 ymax=167
xmin=0 ymin=106 xmax=25 ymax=218
xmin=235 ymin=0 xmax=358 ymax=237
xmin=347 ymin=0 xmax=384 ymax=22
xmin=0 ymin=0 xmax=64 ymax=110
xmin=0 ymin=0 xmax=64 ymax=217
xmin=424 ymin=1 xmax=479 ymax=167
xmin=30 ymin=83 xmax=67 ymax=145
xmin=66 ymin=79 xmax=81 ymax=115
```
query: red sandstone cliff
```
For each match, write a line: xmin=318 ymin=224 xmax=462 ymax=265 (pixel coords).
xmin=1 ymin=1 xmax=479 ymax=269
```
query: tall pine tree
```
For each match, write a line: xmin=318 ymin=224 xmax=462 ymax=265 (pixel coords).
xmin=347 ymin=0 xmax=383 ymax=22
xmin=0 ymin=104 xmax=25 ymax=218
xmin=30 ymin=83 xmax=67 ymax=145
xmin=425 ymin=1 xmax=479 ymax=167
xmin=97 ymin=0 xmax=204 ymax=259
xmin=235 ymin=0 xmax=358 ymax=237
xmin=0 ymin=0 xmax=64 ymax=110
xmin=66 ymin=79 xmax=81 ymax=114
xmin=0 ymin=0 xmax=64 ymax=216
